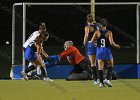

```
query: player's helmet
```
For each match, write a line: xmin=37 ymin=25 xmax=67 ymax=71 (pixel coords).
xmin=64 ymin=41 xmax=74 ymax=50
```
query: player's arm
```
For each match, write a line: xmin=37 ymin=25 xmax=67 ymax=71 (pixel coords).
xmin=91 ymin=30 xmax=98 ymax=44
xmin=108 ymin=31 xmax=120 ymax=48
xmin=36 ymin=43 xmax=44 ymax=66
xmin=41 ymin=46 xmax=48 ymax=58
xmin=59 ymin=47 xmax=72 ymax=61
xmin=83 ymin=26 xmax=89 ymax=46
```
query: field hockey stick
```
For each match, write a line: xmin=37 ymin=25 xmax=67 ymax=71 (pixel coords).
xmin=120 ymin=43 xmax=135 ymax=49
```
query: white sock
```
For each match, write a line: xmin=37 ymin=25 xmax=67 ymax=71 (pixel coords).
xmin=37 ymin=66 xmax=41 ymax=75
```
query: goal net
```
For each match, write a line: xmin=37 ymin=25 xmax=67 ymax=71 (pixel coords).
xmin=12 ymin=2 xmax=140 ymax=70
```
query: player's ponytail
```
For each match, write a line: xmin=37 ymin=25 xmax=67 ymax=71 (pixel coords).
xmin=87 ymin=14 xmax=94 ymax=23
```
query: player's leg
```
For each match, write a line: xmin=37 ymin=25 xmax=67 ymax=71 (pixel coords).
xmin=103 ymin=49 xmax=113 ymax=87
xmin=106 ymin=59 xmax=113 ymax=80
xmin=103 ymin=59 xmax=113 ymax=87
xmin=69 ymin=66 xmax=82 ymax=75
xmin=87 ymin=42 xmax=98 ymax=83
xmin=26 ymin=62 xmax=36 ymax=78
xmin=35 ymin=57 xmax=54 ymax=82
xmin=88 ymin=54 xmax=98 ymax=83
xmin=66 ymin=63 xmax=89 ymax=81
xmin=22 ymin=51 xmax=46 ymax=81
xmin=21 ymin=64 xmax=36 ymax=80
xmin=98 ymin=60 xmax=105 ymax=88
xmin=77 ymin=59 xmax=95 ymax=80
xmin=66 ymin=65 xmax=84 ymax=80
xmin=36 ymin=65 xmax=41 ymax=75
xmin=21 ymin=47 xmax=36 ymax=80
xmin=34 ymin=59 xmax=53 ymax=81
xmin=66 ymin=73 xmax=89 ymax=81
xmin=41 ymin=58 xmax=54 ymax=82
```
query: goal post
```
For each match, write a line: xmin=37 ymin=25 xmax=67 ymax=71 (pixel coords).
xmin=22 ymin=3 xmax=26 ymax=70
xmin=91 ymin=0 xmax=95 ymax=22
xmin=136 ymin=4 xmax=140 ymax=64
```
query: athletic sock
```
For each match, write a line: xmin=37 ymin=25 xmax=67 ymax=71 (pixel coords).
xmin=40 ymin=67 xmax=47 ymax=77
xmin=91 ymin=66 xmax=97 ymax=81
xmin=98 ymin=70 xmax=104 ymax=84
xmin=25 ymin=65 xmax=36 ymax=73
xmin=106 ymin=67 xmax=113 ymax=80
xmin=37 ymin=67 xmax=41 ymax=75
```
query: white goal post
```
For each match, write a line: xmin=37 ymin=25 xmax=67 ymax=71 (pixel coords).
xmin=12 ymin=2 xmax=140 ymax=69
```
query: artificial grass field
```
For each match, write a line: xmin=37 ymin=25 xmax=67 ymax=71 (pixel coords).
xmin=0 ymin=79 xmax=140 ymax=100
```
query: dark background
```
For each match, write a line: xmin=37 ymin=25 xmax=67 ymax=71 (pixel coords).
xmin=0 ymin=0 xmax=139 ymax=78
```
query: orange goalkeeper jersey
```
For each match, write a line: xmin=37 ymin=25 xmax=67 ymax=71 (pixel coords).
xmin=59 ymin=46 xmax=84 ymax=65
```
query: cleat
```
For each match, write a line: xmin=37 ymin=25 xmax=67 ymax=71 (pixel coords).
xmin=97 ymin=79 xmax=100 ymax=84
xmin=36 ymin=75 xmax=43 ymax=80
xmin=104 ymin=79 xmax=112 ymax=87
xmin=43 ymin=77 xmax=53 ymax=82
xmin=21 ymin=71 xmax=28 ymax=81
xmin=99 ymin=83 xmax=105 ymax=88
xmin=92 ymin=80 xmax=98 ymax=85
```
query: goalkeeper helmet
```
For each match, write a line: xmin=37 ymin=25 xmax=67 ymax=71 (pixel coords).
xmin=64 ymin=41 xmax=74 ymax=50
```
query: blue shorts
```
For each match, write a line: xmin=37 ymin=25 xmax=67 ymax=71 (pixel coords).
xmin=96 ymin=47 xmax=113 ymax=60
xmin=24 ymin=46 xmax=37 ymax=62
xmin=86 ymin=41 xmax=96 ymax=55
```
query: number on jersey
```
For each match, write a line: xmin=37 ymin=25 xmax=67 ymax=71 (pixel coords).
xmin=101 ymin=39 xmax=105 ymax=47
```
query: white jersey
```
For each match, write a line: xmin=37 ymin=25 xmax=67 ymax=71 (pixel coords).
xmin=23 ymin=31 xmax=40 ymax=48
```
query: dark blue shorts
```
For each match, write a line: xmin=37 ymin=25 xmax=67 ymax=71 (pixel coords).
xmin=96 ymin=47 xmax=113 ymax=60
xmin=86 ymin=41 xmax=96 ymax=55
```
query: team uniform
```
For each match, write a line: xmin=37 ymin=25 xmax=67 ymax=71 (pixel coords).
xmin=23 ymin=31 xmax=40 ymax=61
xmin=23 ymin=31 xmax=41 ymax=78
xmin=22 ymin=31 xmax=53 ymax=81
xmin=86 ymin=24 xmax=100 ymax=55
xmin=85 ymin=23 xmax=100 ymax=83
xmin=96 ymin=29 xmax=113 ymax=87
xmin=24 ymin=42 xmax=38 ymax=62
xmin=86 ymin=23 xmax=100 ymax=55
xmin=90 ymin=18 xmax=117 ymax=87
xmin=96 ymin=29 xmax=113 ymax=60
xmin=59 ymin=46 xmax=92 ymax=80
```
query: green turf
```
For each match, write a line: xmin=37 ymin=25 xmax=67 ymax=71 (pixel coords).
xmin=0 ymin=79 xmax=140 ymax=100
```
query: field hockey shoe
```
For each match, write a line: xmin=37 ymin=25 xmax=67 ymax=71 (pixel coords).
xmin=99 ymin=83 xmax=105 ymax=88
xmin=92 ymin=80 xmax=98 ymax=85
xmin=43 ymin=77 xmax=54 ymax=82
xmin=21 ymin=71 xmax=28 ymax=81
xmin=103 ymin=79 xmax=112 ymax=87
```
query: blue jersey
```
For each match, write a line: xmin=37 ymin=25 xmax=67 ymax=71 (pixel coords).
xmin=86 ymin=23 xmax=99 ymax=41
xmin=85 ymin=23 xmax=100 ymax=55
xmin=97 ymin=30 xmax=110 ymax=48
xmin=96 ymin=29 xmax=113 ymax=60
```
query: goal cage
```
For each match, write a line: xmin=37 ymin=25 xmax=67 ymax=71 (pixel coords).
xmin=11 ymin=2 xmax=140 ymax=79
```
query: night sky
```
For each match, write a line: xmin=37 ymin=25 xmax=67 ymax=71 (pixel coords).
xmin=0 ymin=0 xmax=138 ymax=45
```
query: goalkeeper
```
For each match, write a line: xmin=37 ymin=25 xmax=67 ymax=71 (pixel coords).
xmin=47 ymin=41 xmax=93 ymax=80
